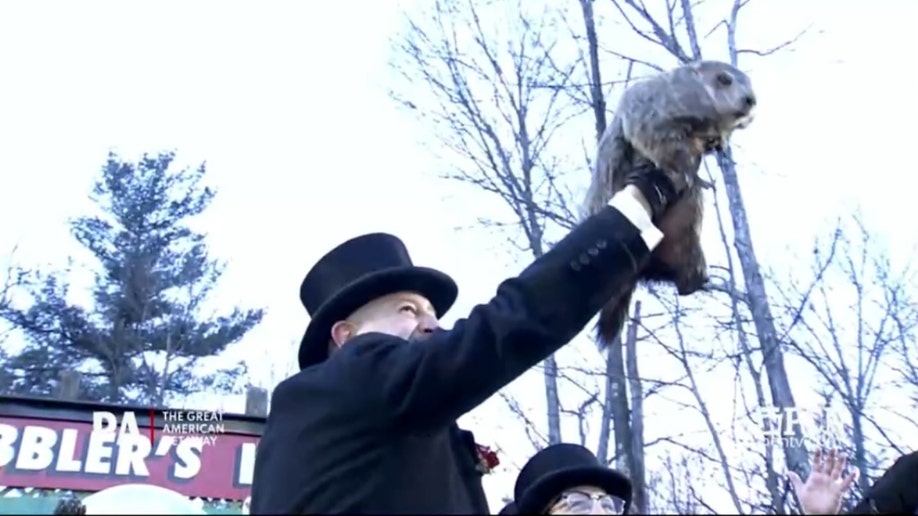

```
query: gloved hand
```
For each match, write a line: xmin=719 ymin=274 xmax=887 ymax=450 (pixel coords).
xmin=621 ymin=158 xmax=684 ymax=220
xmin=849 ymin=451 xmax=918 ymax=514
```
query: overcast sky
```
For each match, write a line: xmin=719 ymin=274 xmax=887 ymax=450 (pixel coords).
xmin=1 ymin=0 xmax=915 ymax=509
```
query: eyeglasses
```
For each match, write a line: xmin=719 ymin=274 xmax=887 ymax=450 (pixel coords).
xmin=550 ymin=490 xmax=623 ymax=514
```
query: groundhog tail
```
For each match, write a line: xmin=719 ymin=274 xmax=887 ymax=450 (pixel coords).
xmin=595 ymin=285 xmax=636 ymax=350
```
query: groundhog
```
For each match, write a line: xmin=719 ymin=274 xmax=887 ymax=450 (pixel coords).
xmin=581 ymin=60 xmax=757 ymax=348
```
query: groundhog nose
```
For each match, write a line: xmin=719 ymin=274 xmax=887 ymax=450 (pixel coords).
xmin=743 ymin=94 xmax=756 ymax=109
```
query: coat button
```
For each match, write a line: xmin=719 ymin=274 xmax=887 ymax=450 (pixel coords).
xmin=596 ymin=239 xmax=607 ymax=249
xmin=579 ymin=253 xmax=590 ymax=265
xmin=570 ymin=260 xmax=582 ymax=271
xmin=587 ymin=247 xmax=599 ymax=256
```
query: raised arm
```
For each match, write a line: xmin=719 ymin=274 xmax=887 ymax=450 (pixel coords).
xmin=335 ymin=187 xmax=663 ymax=433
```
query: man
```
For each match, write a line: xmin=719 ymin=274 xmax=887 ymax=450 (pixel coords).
xmin=250 ymin=164 xmax=682 ymax=514
xmin=512 ymin=443 xmax=632 ymax=514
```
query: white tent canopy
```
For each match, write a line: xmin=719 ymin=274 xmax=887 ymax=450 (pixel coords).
xmin=82 ymin=484 xmax=207 ymax=515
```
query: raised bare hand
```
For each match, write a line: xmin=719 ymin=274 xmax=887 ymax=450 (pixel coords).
xmin=789 ymin=448 xmax=859 ymax=515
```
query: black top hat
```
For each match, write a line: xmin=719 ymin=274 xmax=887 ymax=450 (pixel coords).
xmin=298 ymin=233 xmax=458 ymax=369
xmin=498 ymin=501 xmax=518 ymax=515
xmin=514 ymin=443 xmax=632 ymax=514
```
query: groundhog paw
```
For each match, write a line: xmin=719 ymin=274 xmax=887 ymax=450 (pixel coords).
xmin=663 ymin=169 xmax=691 ymax=194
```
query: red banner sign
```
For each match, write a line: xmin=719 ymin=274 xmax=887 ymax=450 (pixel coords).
xmin=0 ymin=416 xmax=256 ymax=500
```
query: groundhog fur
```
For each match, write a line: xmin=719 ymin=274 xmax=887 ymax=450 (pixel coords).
xmin=581 ymin=60 xmax=757 ymax=349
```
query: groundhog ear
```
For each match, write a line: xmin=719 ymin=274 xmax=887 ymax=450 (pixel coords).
xmin=685 ymin=61 xmax=706 ymax=76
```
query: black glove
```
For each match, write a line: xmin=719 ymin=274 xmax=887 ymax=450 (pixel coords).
xmin=849 ymin=451 xmax=918 ymax=514
xmin=621 ymin=159 xmax=681 ymax=220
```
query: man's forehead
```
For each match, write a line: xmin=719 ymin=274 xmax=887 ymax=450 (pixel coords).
xmin=570 ymin=485 xmax=607 ymax=494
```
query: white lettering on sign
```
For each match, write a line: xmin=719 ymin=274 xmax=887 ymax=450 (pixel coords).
xmin=173 ymin=438 xmax=203 ymax=480
xmin=92 ymin=411 xmax=142 ymax=439
xmin=115 ymin=434 xmax=153 ymax=476
xmin=85 ymin=431 xmax=115 ymax=475
xmin=57 ymin=429 xmax=82 ymax=473
xmin=17 ymin=426 xmax=57 ymax=470
xmin=0 ymin=422 xmax=255 ymax=487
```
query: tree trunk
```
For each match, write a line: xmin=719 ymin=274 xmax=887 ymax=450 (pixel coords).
xmin=625 ymin=301 xmax=647 ymax=514
xmin=710 ymin=178 xmax=784 ymax=511
xmin=851 ymin=404 xmax=869 ymax=492
xmin=716 ymin=148 xmax=808 ymax=474
xmin=577 ymin=0 xmax=644 ymax=491
xmin=607 ymin=332 xmax=634 ymax=475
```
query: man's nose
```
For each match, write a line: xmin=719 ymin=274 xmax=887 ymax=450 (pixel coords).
xmin=589 ymin=504 xmax=608 ymax=515
xmin=417 ymin=315 xmax=440 ymax=333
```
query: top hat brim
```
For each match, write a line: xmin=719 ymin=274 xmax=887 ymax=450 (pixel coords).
xmin=298 ymin=266 xmax=458 ymax=369
xmin=516 ymin=466 xmax=632 ymax=514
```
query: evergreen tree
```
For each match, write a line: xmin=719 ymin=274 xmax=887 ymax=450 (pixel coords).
xmin=0 ymin=152 xmax=264 ymax=404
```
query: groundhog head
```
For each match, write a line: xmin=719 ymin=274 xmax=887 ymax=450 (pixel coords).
xmin=690 ymin=60 xmax=756 ymax=131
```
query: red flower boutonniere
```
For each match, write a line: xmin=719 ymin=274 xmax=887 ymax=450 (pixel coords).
xmin=475 ymin=444 xmax=500 ymax=474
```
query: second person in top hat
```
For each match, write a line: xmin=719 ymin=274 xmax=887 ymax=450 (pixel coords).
xmin=513 ymin=443 xmax=632 ymax=515
xmin=250 ymin=164 xmax=684 ymax=514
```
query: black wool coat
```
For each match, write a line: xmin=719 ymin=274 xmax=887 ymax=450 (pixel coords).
xmin=250 ymin=205 xmax=653 ymax=515
xmin=847 ymin=451 xmax=918 ymax=514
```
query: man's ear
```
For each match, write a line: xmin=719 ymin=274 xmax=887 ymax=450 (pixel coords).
xmin=330 ymin=320 xmax=355 ymax=348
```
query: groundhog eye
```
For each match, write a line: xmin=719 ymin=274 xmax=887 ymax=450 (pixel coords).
xmin=716 ymin=72 xmax=733 ymax=86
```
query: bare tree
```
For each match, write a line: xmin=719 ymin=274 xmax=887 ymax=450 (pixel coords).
xmin=251 ymin=338 xmax=301 ymax=403
xmin=647 ymin=452 xmax=711 ymax=514
xmin=639 ymin=288 xmax=752 ymax=513
xmin=776 ymin=215 xmax=918 ymax=491
xmin=702 ymin=157 xmax=787 ymax=512
xmin=594 ymin=303 xmax=648 ymax=512
xmin=624 ymin=301 xmax=648 ymax=511
xmin=550 ymin=5 xmax=652 ymax=509
xmin=890 ymin=302 xmax=918 ymax=433
xmin=389 ymin=0 xmax=588 ymax=446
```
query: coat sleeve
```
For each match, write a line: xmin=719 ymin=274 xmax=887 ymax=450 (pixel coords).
xmin=845 ymin=452 xmax=918 ymax=514
xmin=336 ymin=198 xmax=659 ymax=434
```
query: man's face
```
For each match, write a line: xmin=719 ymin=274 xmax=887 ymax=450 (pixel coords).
xmin=330 ymin=291 xmax=440 ymax=348
xmin=546 ymin=485 xmax=624 ymax=515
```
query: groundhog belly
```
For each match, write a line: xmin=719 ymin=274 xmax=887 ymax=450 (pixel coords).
xmin=643 ymin=188 xmax=708 ymax=295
